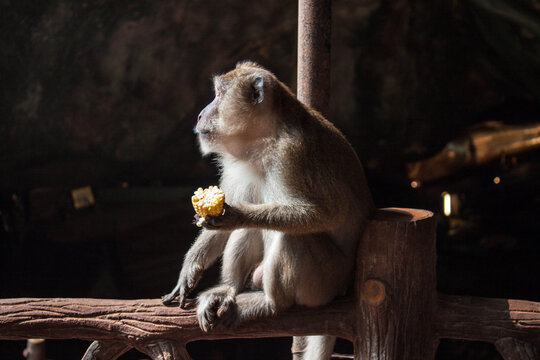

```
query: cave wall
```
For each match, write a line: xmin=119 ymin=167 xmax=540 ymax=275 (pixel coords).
xmin=2 ymin=0 xmax=538 ymax=191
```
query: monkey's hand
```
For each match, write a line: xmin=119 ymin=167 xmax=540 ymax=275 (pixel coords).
xmin=162 ymin=263 xmax=203 ymax=308
xmin=201 ymin=203 xmax=245 ymax=231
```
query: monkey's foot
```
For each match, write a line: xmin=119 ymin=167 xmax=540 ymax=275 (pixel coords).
xmin=196 ymin=290 xmax=239 ymax=332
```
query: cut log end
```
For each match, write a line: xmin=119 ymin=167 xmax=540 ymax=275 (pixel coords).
xmin=374 ymin=207 xmax=433 ymax=222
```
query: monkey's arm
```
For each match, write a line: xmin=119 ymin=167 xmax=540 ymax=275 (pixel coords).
xmin=162 ymin=229 xmax=230 ymax=308
xmin=204 ymin=201 xmax=346 ymax=234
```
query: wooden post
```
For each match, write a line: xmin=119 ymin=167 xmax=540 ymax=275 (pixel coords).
xmin=354 ymin=208 xmax=439 ymax=359
xmin=23 ymin=339 xmax=46 ymax=360
xmin=494 ymin=338 xmax=539 ymax=360
xmin=82 ymin=341 xmax=132 ymax=360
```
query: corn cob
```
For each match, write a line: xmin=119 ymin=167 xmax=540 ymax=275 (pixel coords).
xmin=191 ymin=186 xmax=225 ymax=227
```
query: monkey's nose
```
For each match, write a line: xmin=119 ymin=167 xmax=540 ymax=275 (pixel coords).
xmin=194 ymin=127 xmax=210 ymax=135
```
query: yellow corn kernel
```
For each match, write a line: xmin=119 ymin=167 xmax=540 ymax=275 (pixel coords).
xmin=191 ymin=186 xmax=225 ymax=227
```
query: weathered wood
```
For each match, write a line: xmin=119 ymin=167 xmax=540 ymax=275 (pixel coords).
xmin=82 ymin=340 xmax=131 ymax=360
xmin=136 ymin=340 xmax=191 ymax=360
xmin=23 ymin=338 xmax=46 ymax=360
xmin=436 ymin=294 xmax=540 ymax=343
xmin=494 ymin=337 xmax=540 ymax=360
xmin=331 ymin=354 xmax=354 ymax=359
xmin=407 ymin=122 xmax=540 ymax=182
xmin=353 ymin=208 xmax=439 ymax=359
xmin=0 ymin=297 xmax=354 ymax=342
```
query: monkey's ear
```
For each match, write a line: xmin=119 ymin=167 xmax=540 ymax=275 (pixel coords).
xmin=251 ymin=75 xmax=264 ymax=105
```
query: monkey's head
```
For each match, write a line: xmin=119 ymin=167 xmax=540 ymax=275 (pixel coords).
xmin=195 ymin=61 xmax=277 ymax=157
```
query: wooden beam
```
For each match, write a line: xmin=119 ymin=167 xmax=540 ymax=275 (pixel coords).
xmin=436 ymin=294 xmax=540 ymax=343
xmin=0 ymin=297 xmax=354 ymax=343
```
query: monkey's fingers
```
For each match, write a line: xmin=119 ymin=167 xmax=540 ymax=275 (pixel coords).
xmin=193 ymin=214 xmax=205 ymax=227
xmin=161 ymin=293 xmax=178 ymax=305
xmin=216 ymin=298 xmax=231 ymax=317
xmin=179 ymin=288 xmax=188 ymax=309
xmin=201 ymin=216 xmax=220 ymax=229
xmin=161 ymin=285 xmax=181 ymax=305
xmin=179 ymin=283 xmax=193 ymax=308
xmin=200 ymin=203 xmax=240 ymax=229
xmin=179 ymin=273 xmax=203 ymax=308
xmin=179 ymin=297 xmax=196 ymax=309
xmin=211 ymin=296 xmax=238 ymax=329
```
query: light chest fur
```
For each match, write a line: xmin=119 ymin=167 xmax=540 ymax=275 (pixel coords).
xmin=220 ymin=158 xmax=265 ymax=205
xmin=219 ymin=156 xmax=287 ymax=206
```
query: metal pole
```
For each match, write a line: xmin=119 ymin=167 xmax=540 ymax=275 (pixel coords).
xmin=297 ymin=0 xmax=332 ymax=117
xmin=293 ymin=1 xmax=332 ymax=358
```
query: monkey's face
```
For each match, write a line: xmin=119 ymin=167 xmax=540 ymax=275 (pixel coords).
xmin=195 ymin=65 xmax=274 ymax=157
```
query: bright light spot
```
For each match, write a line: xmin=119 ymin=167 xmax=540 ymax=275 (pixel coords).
xmin=442 ymin=191 xmax=451 ymax=216
xmin=410 ymin=181 xmax=419 ymax=189
xmin=121 ymin=182 xmax=129 ymax=188
xmin=493 ymin=176 xmax=501 ymax=185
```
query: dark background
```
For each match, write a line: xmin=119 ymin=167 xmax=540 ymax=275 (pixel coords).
xmin=1 ymin=0 xmax=539 ymax=359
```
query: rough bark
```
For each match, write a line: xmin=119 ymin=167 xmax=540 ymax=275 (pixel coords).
xmin=0 ymin=297 xmax=354 ymax=342
xmin=353 ymin=208 xmax=439 ymax=360
xmin=82 ymin=340 xmax=131 ymax=360
xmin=436 ymin=294 xmax=540 ymax=343
xmin=136 ymin=340 xmax=191 ymax=360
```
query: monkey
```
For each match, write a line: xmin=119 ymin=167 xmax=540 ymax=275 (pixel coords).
xmin=162 ymin=61 xmax=374 ymax=360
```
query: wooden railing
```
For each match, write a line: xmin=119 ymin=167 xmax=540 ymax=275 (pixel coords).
xmin=1 ymin=208 xmax=538 ymax=359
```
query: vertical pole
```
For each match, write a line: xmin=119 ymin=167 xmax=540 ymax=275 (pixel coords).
xmin=293 ymin=1 xmax=332 ymax=358
xmin=23 ymin=339 xmax=46 ymax=360
xmin=297 ymin=0 xmax=332 ymax=117
xmin=354 ymin=209 xmax=439 ymax=359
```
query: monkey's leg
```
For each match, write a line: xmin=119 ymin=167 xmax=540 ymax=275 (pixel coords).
xmin=221 ymin=229 xmax=263 ymax=289
xmin=223 ymin=231 xmax=350 ymax=322
xmin=162 ymin=229 xmax=230 ymax=307
xmin=215 ymin=232 xmax=305 ymax=323
xmin=298 ymin=336 xmax=336 ymax=360
xmin=197 ymin=229 xmax=263 ymax=331
xmin=288 ymin=232 xmax=348 ymax=360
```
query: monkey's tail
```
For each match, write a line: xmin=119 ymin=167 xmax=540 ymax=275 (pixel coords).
xmin=293 ymin=335 xmax=336 ymax=360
